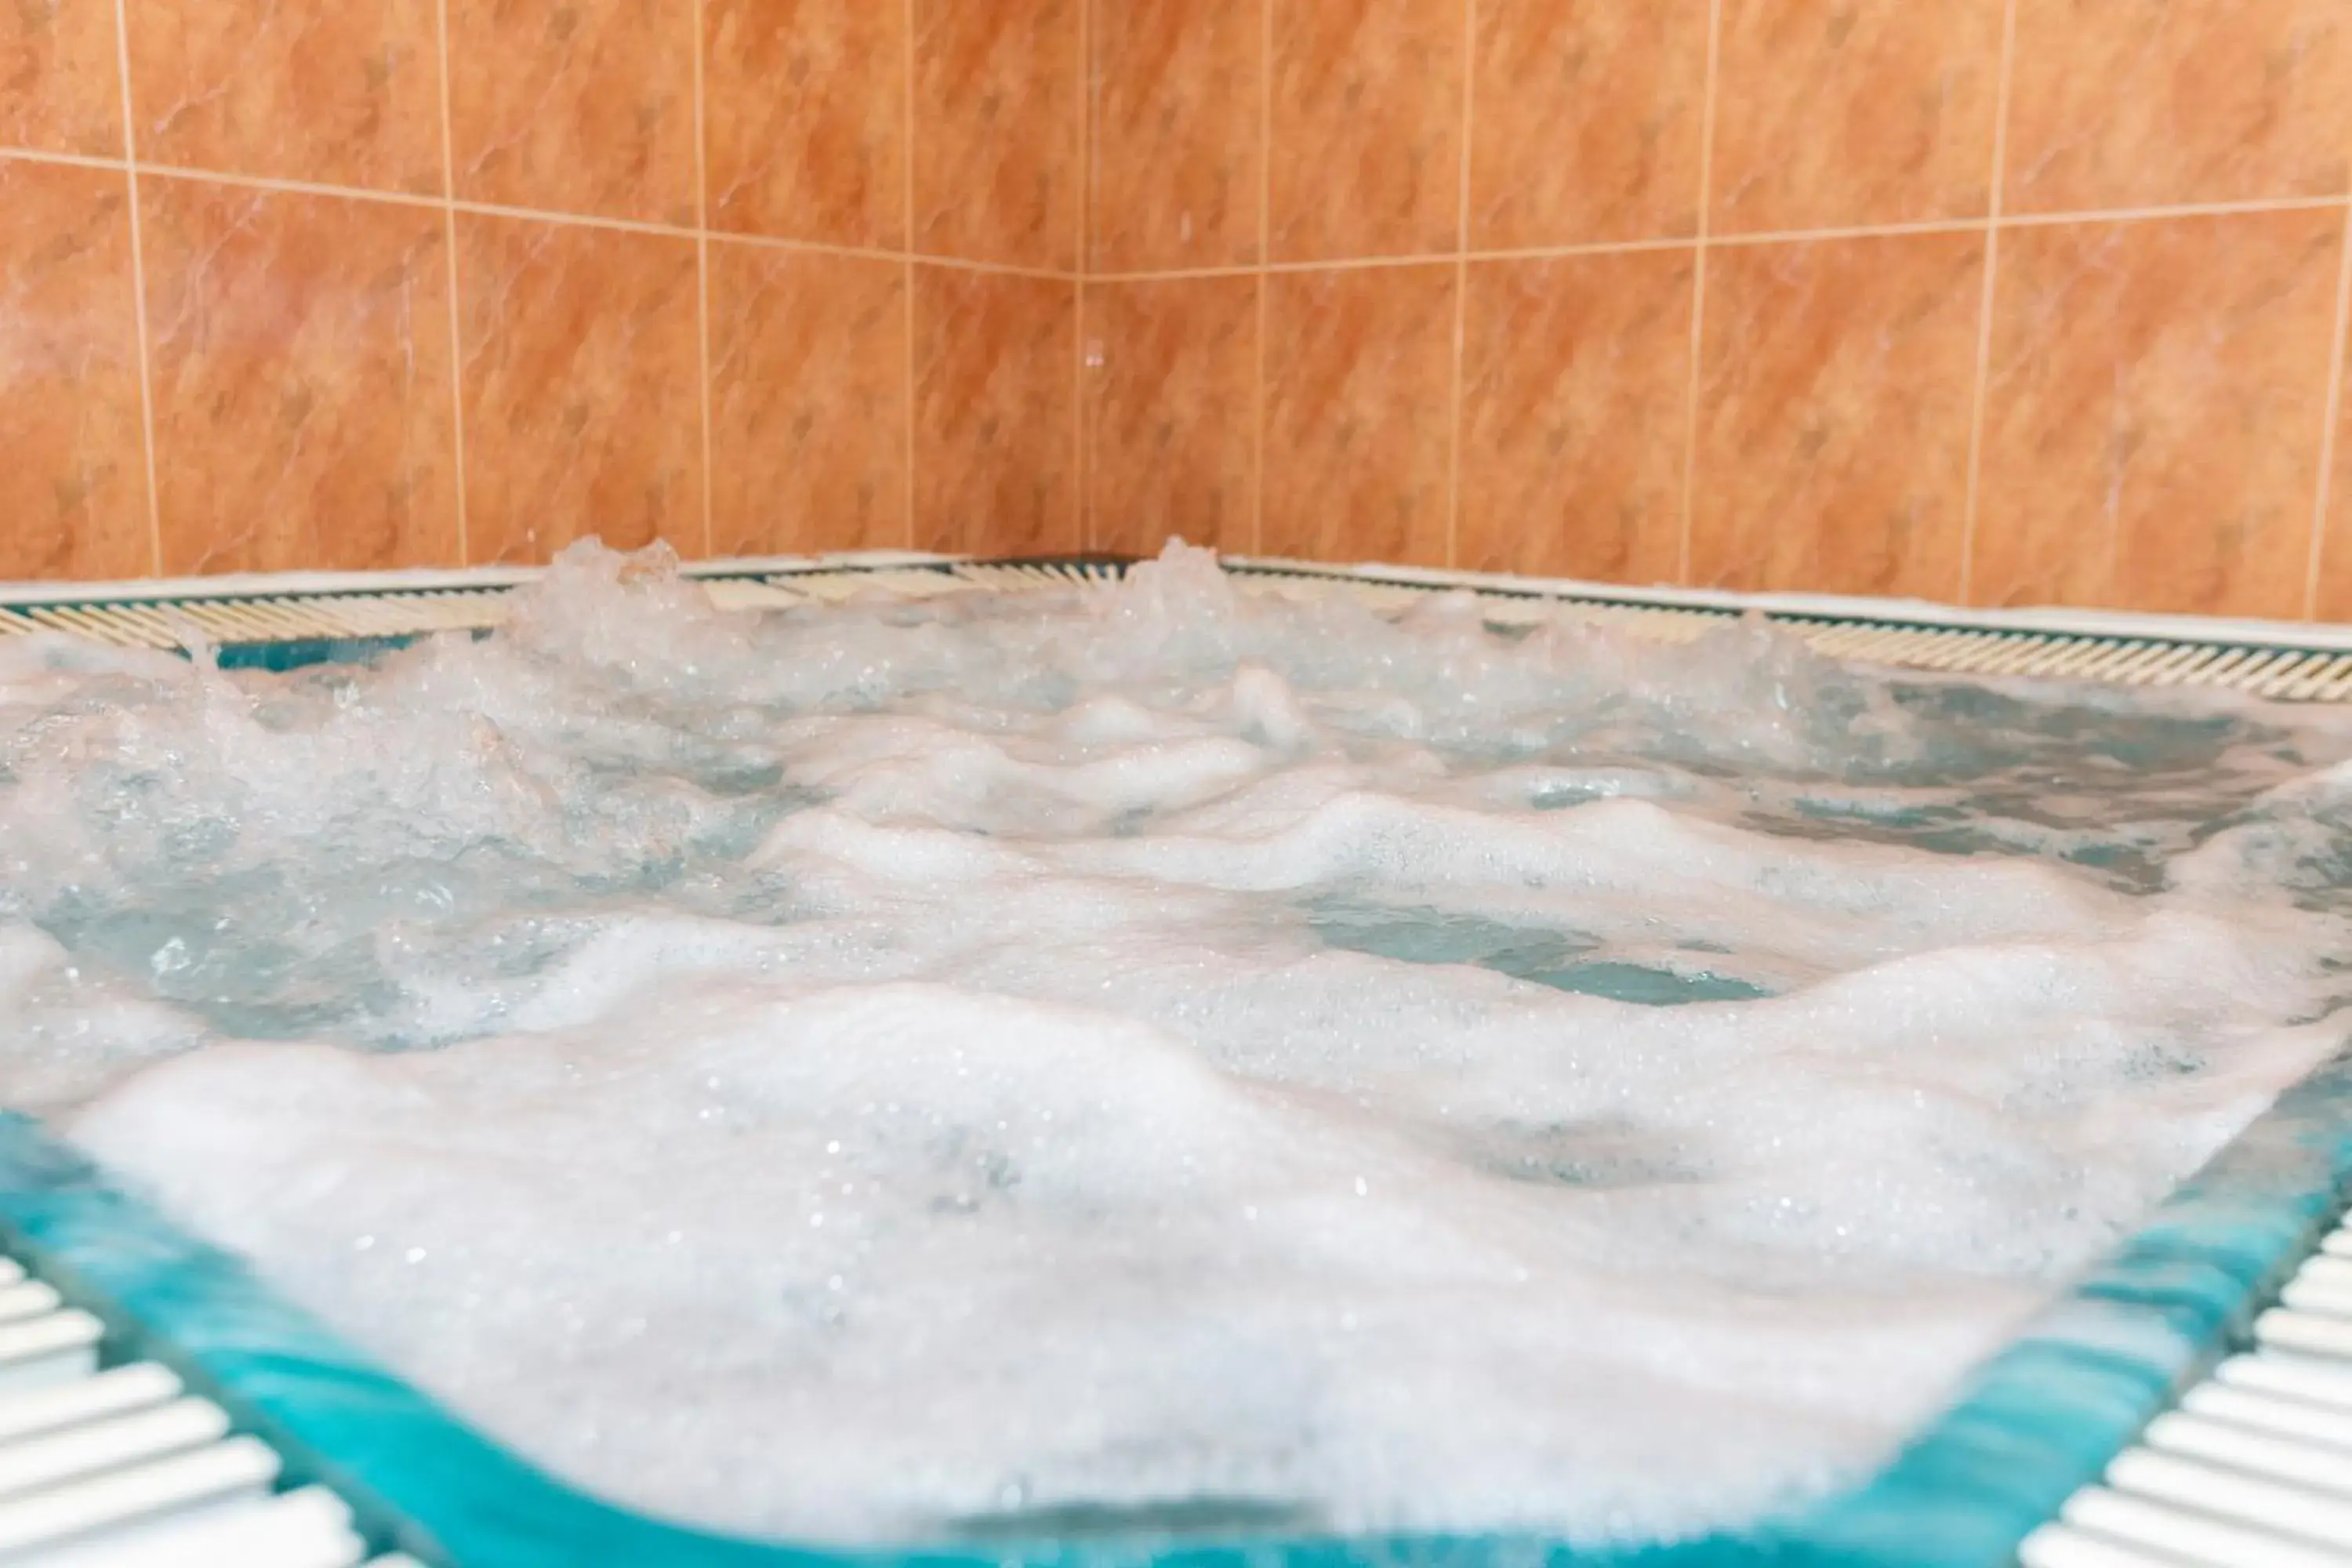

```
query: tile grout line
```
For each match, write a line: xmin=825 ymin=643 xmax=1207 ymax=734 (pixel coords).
xmin=0 ymin=146 xmax=125 ymax=172
xmin=0 ymin=146 xmax=1073 ymax=278
xmin=2 ymin=139 xmax=2328 ymax=274
xmin=431 ymin=0 xmax=470 ymax=567
xmin=899 ymin=251 xmax=1074 ymax=282
xmin=691 ymin=0 xmax=714 ymax=559
xmin=1252 ymin=0 xmax=1272 ymax=557
xmin=2303 ymin=196 xmax=2352 ymax=620
xmin=1998 ymin=194 xmax=2349 ymax=228
xmin=1675 ymin=0 xmax=1723 ymax=587
xmin=107 ymin=0 xmax=162 ymax=577
xmin=1443 ymin=0 xmax=1475 ymax=572
xmin=1091 ymin=236 xmax=1697 ymax=283
xmin=1069 ymin=194 xmax=2352 ymax=278
xmin=902 ymin=0 xmax=918 ymax=551
xmin=1957 ymin=0 xmax=2019 ymax=609
xmin=1075 ymin=0 xmax=1091 ymax=552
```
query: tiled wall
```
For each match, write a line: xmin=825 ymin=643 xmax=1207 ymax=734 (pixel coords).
xmin=1083 ymin=0 xmax=2352 ymax=621
xmin=11 ymin=1 xmax=2352 ymax=622
xmin=1 ymin=0 xmax=1083 ymax=579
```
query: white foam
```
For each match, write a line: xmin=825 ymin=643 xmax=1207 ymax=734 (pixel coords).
xmin=3 ymin=539 xmax=2347 ymax=1544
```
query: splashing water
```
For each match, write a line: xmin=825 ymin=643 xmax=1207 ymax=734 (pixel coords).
xmin=2 ymin=539 xmax=2348 ymax=1544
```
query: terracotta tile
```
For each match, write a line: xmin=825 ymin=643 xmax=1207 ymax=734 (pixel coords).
xmin=1471 ymin=0 xmax=1708 ymax=249
xmin=1458 ymin=252 xmax=1693 ymax=585
xmin=704 ymin=0 xmax=904 ymax=249
xmin=2322 ymin=342 xmax=2352 ymax=620
xmin=457 ymin=213 xmax=702 ymax=564
xmin=1690 ymin=232 xmax=1983 ymax=600
xmin=1084 ymin=275 xmax=1257 ymax=557
xmin=141 ymin=180 xmax=457 ymax=575
xmin=1980 ymin=211 xmax=2339 ymax=619
xmin=447 ymin=0 xmax=695 ymax=225
xmin=707 ymin=243 xmax=906 ymax=556
xmin=912 ymin=267 xmax=1076 ymax=556
xmin=2007 ymin=0 xmax=2352 ymax=214
xmin=912 ymin=0 xmax=1080 ymax=271
xmin=1261 ymin=264 xmax=1453 ymax=566
xmin=0 ymin=161 xmax=147 ymax=580
xmin=1 ymin=0 xmax=122 ymax=157
xmin=1089 ymin=0 xmax=1261 ymax=273
xmin=126 ymin=0 xmax=441 ymax=191
xmin=1710 ymin=0 xmax=2002 ymax=234
xmin=1269 ymin=0 xmax=1464 ymax=263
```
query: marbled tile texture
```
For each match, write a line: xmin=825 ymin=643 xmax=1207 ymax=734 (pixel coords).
xmin=704 ymin=0 xmax=904 ymax=249
xmin=1691 ymin=232 xmax=1985 ymax=600
xmin=708 ymin=245 xmax=907 ymax=555
xmin=1709 ymin=0 xmax=2004 ymax=234
xmin=2006 ymin=0 xmax=2352 ymax=213
xmin=1262 ymin=264 xmax=1454 ymax=566
xmin=1085 ymin=275 xmax=1258 ymax=554
xmin=1090 ymin=0 xmax=1261 ymax=273
xmin=447 ymin=0 xmax=698 ymax=225
xmin=913 ymin=0 xmax=1080 ymax=271
xmin=127 ymin=0 xmax=443 ymax=192
xmin=457 ymin=214 xmax=702 ymax=564
xmin=0 ymin=161 xmax=148 ymax=579
xmin=144 ymin=181 xmax=459 ymax=574
xmin=1471 ymin=0 xmax=1708 ymax=249
xmin=913 ymin=267 xmax=1077 ymax=557
xmin=1269 ymin=0 xmax=1463 ymax=262
xmin=2 ymin=0 xmax=123 ymax=157
xmin=1459 ymin=251 xmax=1693 ymax=584
xmin=1978 ymin=209 xmax=2341 ymax=619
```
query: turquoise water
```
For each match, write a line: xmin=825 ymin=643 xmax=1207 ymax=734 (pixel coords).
xmin=1308 ymin=906 xmax=1773 ymax=1006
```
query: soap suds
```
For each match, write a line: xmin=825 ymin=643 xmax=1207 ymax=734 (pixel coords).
xmin=0 ymin=540 xmax=2346 ymax=1544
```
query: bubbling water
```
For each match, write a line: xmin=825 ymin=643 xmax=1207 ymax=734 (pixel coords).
xmin=2 ymin=540 xmax=2347 ymax=1544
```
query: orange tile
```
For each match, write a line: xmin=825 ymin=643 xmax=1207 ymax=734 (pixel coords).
xmin=1269 ymin=0 xmax=1464 ymax=263
xmin=912 ymin=267 xmax=1076 ymax=556
xmin=1709 ymin=0 xmax=2002 ymax=235
xmin=125 ymin=0 xmax=441 ymax=191
xmin=1 ymin=0 xmax=122 ymax=157
xmin=0 ymin=162 xmax=147 ymax=579
xmin=447 ymin=0 xmax=696 ymax=226
xmin=1980 ymin=211 xmax=2339 ymax=619
xmin=142 ymin=180 xmax=457 ymax=575
xmin=457 ymin=213 xmax=702 ymax=564
xmin=2321 ymin=340 xmax=2352 ymax=620
xmin=704 ymin=0 xmax=904 ymax=249
xmin=1458 ymin=252 xmax=1694 ymax=584
xmin=706 ymin=243 xmax=906 ymax=556
xmin=1470 ymin=0 xmax=1708 ymax=249
xmin=1089 ymin=0 xmax=1261 ymax=274
xmin=2006 ymin=0 xmax=2352 ymax=214
xmin=1261 ymin=264 xmax=1453 ymax=566
xmin=1690 ymin=232 xmax=1983 ymax=600
xmin=912 ymin=0 xmax=1080 ymax=271
xmin=1083 ymin=275 xmax=1257 ymax=557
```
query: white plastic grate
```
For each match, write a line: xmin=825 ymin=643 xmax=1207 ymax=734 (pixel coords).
xmin=2020 ymin=1207 xmax=2352 ymax=1568
xmin=8 ymin=555 xmax=2352 ymax=706
xmin=0 ymin=1271 xmax=403 ymax=1566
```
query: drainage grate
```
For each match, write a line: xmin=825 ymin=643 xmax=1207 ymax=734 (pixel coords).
xmin=7 ymin=554 xmax=2352 ymax=702
xmin=0 ymin=1250 xmax=411 ymax=1566
xmin=2019 ymin=1206 xmax=2352 ymax=1567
